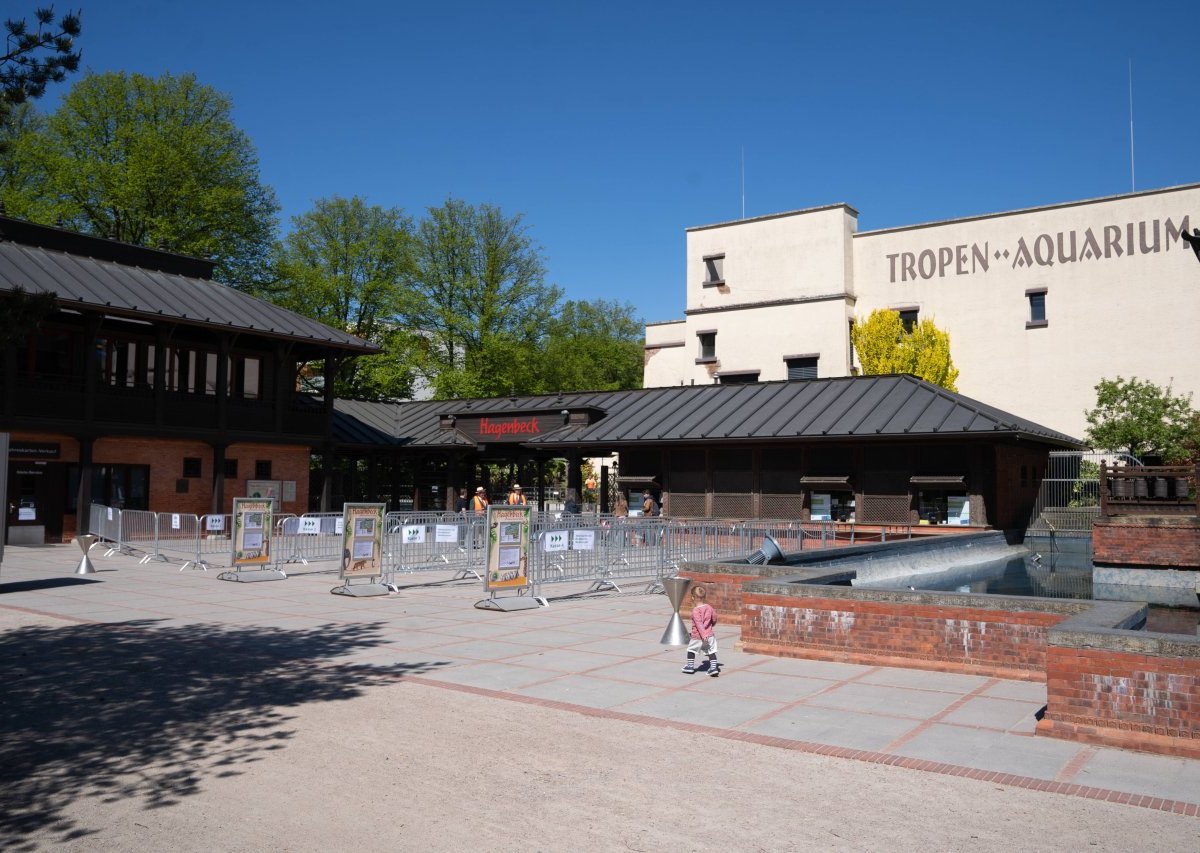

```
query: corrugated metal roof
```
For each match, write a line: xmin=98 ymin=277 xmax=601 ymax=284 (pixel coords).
xmin=0 ymin=239 xmax=379 ymax=353
xmin=332 ymin=376 xmax=1085 ymax=450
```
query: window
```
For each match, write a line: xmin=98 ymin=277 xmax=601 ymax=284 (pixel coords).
xmin=223 ymin=459 xmax=239 ymax=479
xmin=255 ymin=460 xmax=272 ymax=479
xmin=696 ymin=331 xmax=717 ymax=362
xmin=702 ymin=253 xmax=725 ymax=286
xmin=898 ymin=308 xmax=919 ymax=333
xmin=785 ymin=355 xmax=818 ymax=381
xmin=84 ymin=464 xmax=150 ymax=510
xmin=718 ymin=371 xmax=758 ymax=385
xmin=183 ymin=457 xmax=202 ymax=478
xmin=1026 ymin=288 xmax=1047 ymax=328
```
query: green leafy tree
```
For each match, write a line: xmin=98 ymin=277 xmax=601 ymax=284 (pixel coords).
xmin=274 ymin=196 xmax=419 ymax=399
xmin=1083 ymin=376 xmax=1200 ymax=462
xmin=407 ymin=199 xmax=561 ymax=397
xmin=19 ymin=71 xmax=278 ymax=285
xmin=851 ymin=309 xmax=959 ymax=391
xmin=540 ymin=299 xmax=644 ymax=392
xmin=1 ymin=6 xmax=81 ymax=115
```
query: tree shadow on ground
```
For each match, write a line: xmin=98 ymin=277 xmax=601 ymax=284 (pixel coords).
xmin=0 ymin=619 xmax=446 ymax=850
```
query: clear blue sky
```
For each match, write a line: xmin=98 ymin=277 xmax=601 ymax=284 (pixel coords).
xmin=41 ymin=1 xmax=1200 ymax=323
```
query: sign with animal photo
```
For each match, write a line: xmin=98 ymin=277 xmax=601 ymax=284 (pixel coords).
xmin=231 ymin=498 xmax=274 ymax=568
xmin=484 ymin=504 xmax=532 ymax=591
xmin=341 ymin=503 xmax=385 ymax=579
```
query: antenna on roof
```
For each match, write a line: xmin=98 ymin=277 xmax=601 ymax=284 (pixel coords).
xmin=1128 ymin=59 xmax=1136 ymax=193
xmin=741 ymin=145 xmax=745 ymax=219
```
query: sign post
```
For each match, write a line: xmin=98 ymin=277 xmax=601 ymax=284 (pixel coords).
xmin=475 ymin=504 xmax=546 ymax=611
xmin=331 ymin=503 xmax=389 ymax=597
xmin=217 ymin=498 xmax=286 ymax=582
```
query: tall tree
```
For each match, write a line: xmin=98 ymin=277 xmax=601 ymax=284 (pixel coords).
xmin=23 ymin=71 xmax=278 ymax=285
xmin=539 ymin=299 xmax=644 ymax=392
xmin=1084 ymin=376 xmax=1200 ymax=462
xmin=408 ymin=199 xmax=561 ymax=398
xmin=274 ymin=196 xmax=418 ymax=398
xmin=1 ymin=6 xmax=81 ymax=117
xmin=851 ymin=309 xmax=959 ymax=391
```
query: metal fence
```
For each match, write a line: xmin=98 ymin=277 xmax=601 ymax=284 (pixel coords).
xmin=1024 ymin=450 xmax=1141 ymax=558
xmin=87 ymin=503 xmax=914 ymax=592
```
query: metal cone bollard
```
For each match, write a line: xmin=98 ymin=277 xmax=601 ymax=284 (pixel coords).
xmin=75 ymin=534 xmax=98 ymax=575
xmin=660 ymin=575 xmax=693 ymax=645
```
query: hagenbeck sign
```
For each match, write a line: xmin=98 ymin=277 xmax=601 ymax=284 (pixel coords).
xmin=886 ymin=215 xmax=1192 ymax=283
xmin=455 ymin=415 xmax=547 ymax=443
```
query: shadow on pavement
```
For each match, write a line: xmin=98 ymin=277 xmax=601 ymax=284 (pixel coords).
xmin=0 ymin=578 xmax=104 ymax=594
xmin=0 ymin=618 xmax=445 ymax=850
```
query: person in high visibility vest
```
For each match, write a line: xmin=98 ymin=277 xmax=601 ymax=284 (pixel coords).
xmin=470 ymin=486 xmax=489 ymax=514
xmin=506 ymin=484 xmax=527 ymax=505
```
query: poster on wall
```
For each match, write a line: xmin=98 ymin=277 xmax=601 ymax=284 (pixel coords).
xmin=947 ymin=496 xmax=971 ymax=526
xmin=246 ymin=480 xmax=282 ymax=510
xmin=810 ymin=493 xmax=832 ymax=521
xmin=485 ymin=504 xmax=531 ymax=591
xmin=231 ymin=498 xmax=274 ymax=567
xmin=341 ymin=503 xmax=385 ymax=579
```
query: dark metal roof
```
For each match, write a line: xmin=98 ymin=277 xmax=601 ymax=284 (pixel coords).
xmin=332 ymin=375 xmax=1085 ymax=451
xmin=0 ymin=238 xmax=379 ymax=353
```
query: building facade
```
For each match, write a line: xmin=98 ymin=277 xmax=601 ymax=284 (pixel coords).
xmin=644 ymin=184 xmax=1200 ymax=440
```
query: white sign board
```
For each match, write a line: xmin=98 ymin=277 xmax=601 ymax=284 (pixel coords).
xmin=171 ymin=513 xmax=181 ymax=530
xmin=435 ymin=524 xmax=459 ymax=543
xmin=299 ymin=517 xmax=321 ymax=535
xmin=206 ymin=515 xmax=225 ymax=531
xmin=810 ymin=493 xmax=832 ymax=521
xmin=402 ymin=524 xmax=426 ymax=544
xmin=571 ymin=529 xmax=595 ymax=551
xmin=543 ymin=530 xmax=569 ymax=552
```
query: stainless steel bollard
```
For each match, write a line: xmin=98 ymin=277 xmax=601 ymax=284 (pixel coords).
xmin=75 ymin=533 xmax=97 ymax=575
xmin=660 ymin=575 xmax=693 ymax=645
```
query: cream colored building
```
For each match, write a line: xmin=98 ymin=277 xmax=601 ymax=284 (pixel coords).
xmin=643 ymin=184 xmax=1200 ymax=440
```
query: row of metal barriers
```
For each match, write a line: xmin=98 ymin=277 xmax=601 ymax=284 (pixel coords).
xmin=87 ymin=505 xmax=912 ymax=595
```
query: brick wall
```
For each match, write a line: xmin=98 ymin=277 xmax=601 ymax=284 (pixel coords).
xmin=677 ymin=571 xmax=762 ymax=628
xmin=740 ymin=591 xmax=1066 ymax=680
xmin=1093 ymin=517 xmax=1200 ymax=569
xmin=1038 ymin=646 xmax=1200 ymax=759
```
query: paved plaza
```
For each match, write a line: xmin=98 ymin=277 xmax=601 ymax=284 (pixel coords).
xmin=1 ymin=544 xmax=1198 ymax=851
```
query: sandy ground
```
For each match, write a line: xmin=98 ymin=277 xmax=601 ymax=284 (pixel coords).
xmin=2 ymin=608 xmax=1198 ymax=852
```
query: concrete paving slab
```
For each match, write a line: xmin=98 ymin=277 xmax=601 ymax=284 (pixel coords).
xmin=858 ymin=667 xmax=993 ymax=693
xmin=807 ymin=681 xmax=964 ymax=718
xmin=743 ymin=656 xmax=875 ymax=681
xmin=1073 ymin=748 xmax=1200 ymax=803
xmin=892 ymin=724 xmax=1083 ymax=777
xmin=747 ymin=704 xmax=922 ymax=751
xmin=939 ymin=695 xmax=1045 ymax=732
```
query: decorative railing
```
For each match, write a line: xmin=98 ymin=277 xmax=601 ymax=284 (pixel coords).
xmin=1099 ymin=463 xmax=1198 ymax=517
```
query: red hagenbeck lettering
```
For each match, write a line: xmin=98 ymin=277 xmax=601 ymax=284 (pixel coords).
xmin=479 ymin=417 xmax=541 ymax=438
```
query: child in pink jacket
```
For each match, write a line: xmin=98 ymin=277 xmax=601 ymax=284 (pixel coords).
xmin=682 ymin=584 xmax=721 ymax=677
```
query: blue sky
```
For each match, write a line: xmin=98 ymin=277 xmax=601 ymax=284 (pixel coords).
xmin=40 ymin=1 xmax=1200 ymax=323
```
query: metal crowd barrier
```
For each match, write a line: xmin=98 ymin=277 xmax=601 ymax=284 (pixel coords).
xmin=381 ymin=513 xmax=487 ymax=583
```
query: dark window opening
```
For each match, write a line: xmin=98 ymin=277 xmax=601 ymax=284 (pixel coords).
xmin=1027 ymin=289 xmax=1047 ymax=327
xmin=785 ymin=356 xmax=818 ymax=381
xmin=703 ymin=254 xmax=724 ymax=285
xmin=719 ymin=372 xmax=758 ymax=385
xmin=223 ymin=459 xmax=238 ymax=479
xmin=899 ymin=309 xmax=919 ymax=333
xmin=697 ymin=332 xmax=716 ymax=361
xmin=255 ymin=460 xmax=272 ymax=480
xmin=183 ymin=457 xmax=202 ymax=478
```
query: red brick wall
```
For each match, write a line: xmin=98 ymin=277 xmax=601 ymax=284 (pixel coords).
xmin=1092 ymin=517 xmax=1200 ymax=568
xmin=739 ymin=592 xmax=1066 ymax=680
xmin=677 ymin=571 xmax=761 ymax=628
xmin=1038 ymin=647 xmax=1200 ymax=759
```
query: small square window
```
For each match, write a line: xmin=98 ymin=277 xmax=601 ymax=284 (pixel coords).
xmin=1027 ymin=289 xmax=1047 ymax=327
xmin=697 ymin=332 xmax=717 ymax=362
xmin=182 ymin=457 xmax=201 ymax=478
xmin=255 ymin=460 xmax=272 ymax=480
xmin=703 ymin=254 xmax=724 ymax=286
xmin=718 ymin=371 xmax=758 ymax=385
xmin=785 ymin=356 xmax=818 ymax=381
xmin=898 ymin=309 xmax=919 ymax=333
xmin=223 ymin=459 xmax=238 ymax=479
xmin=176 ymin=478 xmax=190 ymax=494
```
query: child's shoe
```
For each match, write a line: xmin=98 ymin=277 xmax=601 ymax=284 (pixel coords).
xmin=681 ymin=661 xmax=696 ymax=674
xmin=708 ymin=662 xmax=721 ymax=677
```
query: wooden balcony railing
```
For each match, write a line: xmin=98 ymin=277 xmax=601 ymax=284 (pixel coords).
xmin=1099 ymin=463 xmax=1198 ymax=517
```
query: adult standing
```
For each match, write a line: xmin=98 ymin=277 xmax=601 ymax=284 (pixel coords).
xmin=612 ymin=491 xmax=629 ymax=517
xmin=563 ymin=488 xmax=580 ymax=515
xmin=506 ymin=483 xmax=527 ymax=505
xmin=641 ymin=490 xmax=660 ymax=517
xmin=470 ymin=486 xmax=489 ymax=514
xmin=455 ymin=488 xmax=468 ymax=513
